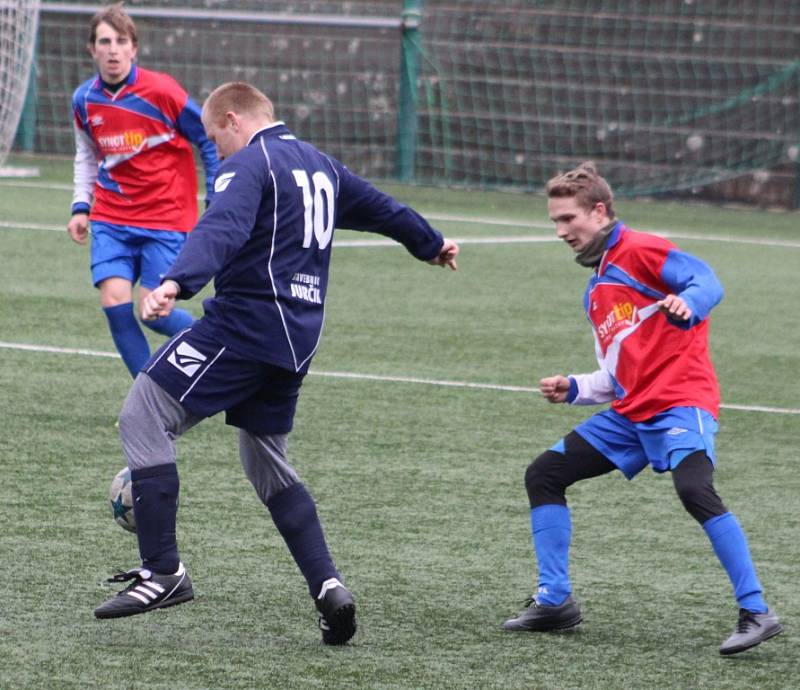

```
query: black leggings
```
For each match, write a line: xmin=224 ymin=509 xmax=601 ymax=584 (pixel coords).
xmin=525 ymin=431 xmax=727 ymax=524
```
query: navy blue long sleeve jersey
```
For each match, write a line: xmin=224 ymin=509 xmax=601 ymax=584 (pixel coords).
xmin=164 ymin=122 xmax=445 ymax=373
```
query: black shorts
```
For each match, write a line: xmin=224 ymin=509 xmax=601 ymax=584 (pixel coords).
xmin=144 ymin=325 xmax=305 ymax=435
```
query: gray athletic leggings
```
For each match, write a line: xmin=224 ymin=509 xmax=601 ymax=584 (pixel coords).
xmin=118 ymin=373 xmax=300 ymax=505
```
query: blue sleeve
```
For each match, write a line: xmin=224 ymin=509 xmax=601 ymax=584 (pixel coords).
xmin=164 ymin=153 xmax=263 ymax=299
xmin=566 ymin=377 xmax=578 ymax=403
xmin=332 ymin=160 xmax=443 ymax=261
xmin=176 ymin=97 xmax=219 ymax=200
xmin=660 ymin=249 xmax=724 ymax=328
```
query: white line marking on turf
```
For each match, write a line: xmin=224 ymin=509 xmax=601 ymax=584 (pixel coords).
xmin=2 ymin=341 xmax=797 ymax=416
xmin=0 ymin=341 xmax=120 ymax=359
xmin=1 ymin=221 xmax=67 ymax=232
xmin=2 ymin=218 xmax=799 ymax=249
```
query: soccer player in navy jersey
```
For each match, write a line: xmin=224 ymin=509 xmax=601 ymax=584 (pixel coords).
xmin=67 ymin=3 xmax=218 ymax=377
xmin=93 ymin=81 xmax=459 ymax=645
xmin=501 ymin=163 xmax=781 ymax=655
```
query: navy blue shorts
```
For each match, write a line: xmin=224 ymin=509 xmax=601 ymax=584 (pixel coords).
xmin=143 ymin=325 xmax=304 ymax=435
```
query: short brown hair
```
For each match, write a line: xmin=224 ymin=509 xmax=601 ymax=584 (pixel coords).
xmin=203 ymin=82 xmax=275 ymax=126
xmin=546 ymin=162 xmax=615 ymax=218
xmin=88 ymin=2 xmax=138 ymax=47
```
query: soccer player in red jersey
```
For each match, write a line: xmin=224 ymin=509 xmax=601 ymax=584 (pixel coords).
xmin=502 ymin=162 xmax=781 ymax=656
xmin=67 ymin=3 xmax=218 ymax=377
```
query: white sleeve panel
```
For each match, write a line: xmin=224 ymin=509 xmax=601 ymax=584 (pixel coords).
xmin=569 ymin=369 xmax=616 ymax=405
xmin=72 ymin=123 xmax=98 ymax=208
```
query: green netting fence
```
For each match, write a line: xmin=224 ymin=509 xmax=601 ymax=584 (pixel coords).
xmin=16 ymin=0 xmax=800 ymax=201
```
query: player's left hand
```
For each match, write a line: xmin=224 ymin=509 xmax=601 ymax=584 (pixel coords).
xmin=657 ymin=294 xmax=692 ymax=321
xmin=429 ymin=238 xmax=459 ymax=270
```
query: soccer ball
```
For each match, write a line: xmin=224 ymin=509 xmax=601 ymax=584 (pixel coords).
xmin=108 ymin=467 xmax=136 ymax=533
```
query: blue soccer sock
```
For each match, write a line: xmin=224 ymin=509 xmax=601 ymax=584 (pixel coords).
xmin=531 ymin=504 xmax=572 ymax=606
xmin=703 ymin=512 xmax=767 ymax=613
xmin=131 ymin=463 xmax=180 ymax=575
xmin=142 ymin=308 xmax=194 ymax=337
xmin=103 ymin=303 xmax=150 ymax=378
xmin=267 ymin=482 xmax=340 ymax=597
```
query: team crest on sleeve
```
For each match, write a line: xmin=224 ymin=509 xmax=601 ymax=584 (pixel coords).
xmin=214 ymin=171 xmax=237 ymax=193
xmin=168 ymin=341 xmax=207 ymax=377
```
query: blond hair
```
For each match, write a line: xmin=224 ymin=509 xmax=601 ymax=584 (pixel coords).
xmin=203 ymin=82 xmax=275 ymax=126
xmin=88 ymin=2 xmax=137 ymax=48
xmin=546 ymin=162 xmax=615 ymax=218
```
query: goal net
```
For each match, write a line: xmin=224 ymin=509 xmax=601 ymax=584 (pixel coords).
xmin=26 ymin=1 xmax=800 ymax=202
xmin=0 ymin=0 xmax=39 ymax=173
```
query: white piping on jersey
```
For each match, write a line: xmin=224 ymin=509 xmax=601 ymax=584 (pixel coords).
xmin=246 ymin=121 xmax=286 ymax=146
xmin=179 ymin=346 xmax=226 ymax=402
xmin=596 ymin=302 xmax=661 ymax=377
xmin=260 ymin=137 xmax=301 ymax=372
xmin=104 ymin=84 xmax=128 ymax=102
xmin=298 ymin=293 xmax=327 ymax=372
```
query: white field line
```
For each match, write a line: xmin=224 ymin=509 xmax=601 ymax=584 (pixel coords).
xmin=1 ymin=340 xmax=798 ymax=416
xmin=2 ymin=177 xmax=799 ymax=245
xmin=1 ymin=216 xmax=799 ymax=249
xmin=0 ymin=180 xmax=72 ymax=191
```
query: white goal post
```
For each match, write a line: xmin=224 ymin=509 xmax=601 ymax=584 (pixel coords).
xmin=0 ymin=0 xmax=40 ymax=175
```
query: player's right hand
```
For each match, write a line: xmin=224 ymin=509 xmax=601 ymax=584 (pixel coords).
xmin=539 ymin=375 xmax=570 ymax=403
xmin=67 ymin=213 xmax=90 ymax=244
xmin=141 ymin=282 xmax=179 ymax=321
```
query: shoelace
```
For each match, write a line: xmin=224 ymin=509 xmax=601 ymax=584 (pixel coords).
xmin=107 ymin=567 xmax=145 ymax=584
xmin=736 ymin=610 xmax=759 ymax=633
xmin=521 ymin=597 xmax=540 ymax=609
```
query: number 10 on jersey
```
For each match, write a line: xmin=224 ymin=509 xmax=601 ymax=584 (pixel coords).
xmin=293 ymin=170 xmax=335 ymax=250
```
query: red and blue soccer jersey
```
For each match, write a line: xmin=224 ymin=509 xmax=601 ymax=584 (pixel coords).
xmin=569 ymin=222 xmax=723 ymax=421
xmin=71 ymin=65 xmax=218 ymax=232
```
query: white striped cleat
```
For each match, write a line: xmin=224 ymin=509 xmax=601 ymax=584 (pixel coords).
xmin=94 ymin=563 xmax=194 ymax=619
xmin=315 ymin=578 xmax=356 ymax=645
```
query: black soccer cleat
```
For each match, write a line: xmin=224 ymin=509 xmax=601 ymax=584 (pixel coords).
xmin=315 ymin=578 xmax=356 ymax=645
xmin=719 ymin=608 xmax=782 ymax=656
xmin=502 ymin=595 xmax=583 ymax=632
xmin=94 ymin=563 xmax=194 ymax=619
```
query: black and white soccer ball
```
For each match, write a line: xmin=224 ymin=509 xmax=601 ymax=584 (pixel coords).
xmin=108 ymin=467 xmax=136 ymax=533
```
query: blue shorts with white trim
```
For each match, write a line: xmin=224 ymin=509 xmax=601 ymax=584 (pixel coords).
xmin=551 ymin=407 xmax=718 ymax=479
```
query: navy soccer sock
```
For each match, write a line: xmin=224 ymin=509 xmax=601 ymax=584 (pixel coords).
xmin=103 ymin=303 xmax=151 ymax=377
xmin=703 ymin=512 xmax=767 ymax=613
xmin=142 ymin=308 xmax=194 ymax=337
xmin=531 ymin=504 xmax=572 ymax=606
xmin=267 ymin=482 xmax=340 ymax=597
xmin=131 ymin=463 xmax=180 ymax=575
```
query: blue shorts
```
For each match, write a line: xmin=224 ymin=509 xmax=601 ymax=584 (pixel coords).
xmin=143 ymin=324 xmax=305 ymax=435
xmin=90 ymin=221 xmax=187 ymax=289
xmin=552 ymin=407 xmax=718 ymax=479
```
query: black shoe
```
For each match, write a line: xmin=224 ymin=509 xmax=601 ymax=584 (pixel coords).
xmin=719 ymin=608 xmax=782 ymax=655
xmin=315 ymin=578 xmax=356 ymax=645
xmin=502 ymin=595 xmax=583 ymax=632
xmin=94 ymin=563 xmax=194 ymax=619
